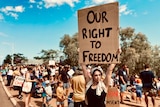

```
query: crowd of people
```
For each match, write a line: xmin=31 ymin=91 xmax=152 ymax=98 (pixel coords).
xmin=0 ymin=61 xmax=160 ymax=107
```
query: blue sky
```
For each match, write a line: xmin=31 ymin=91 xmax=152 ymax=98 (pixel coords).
xmin=0 ymin=0 xmax=160 ymax=64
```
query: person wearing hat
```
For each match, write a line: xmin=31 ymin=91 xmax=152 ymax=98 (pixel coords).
xmin=81 ymin=48 xmax=121 ymax=107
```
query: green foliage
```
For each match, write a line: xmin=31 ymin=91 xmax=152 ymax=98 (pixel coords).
xmin=119 ymin=27 xmax=160 ymax=76
xmin=13 ymin=53 xmax=28 ymax=64
xmin=34 ymin=49 xmax=59 ymax=62
xmin=3 ymin=53 xmax=28 ymax=65
xmin=59 ymin=33 xmax=79 ymax=66
xmin=3 ymin=55 xmax=12 ymax=64
xmin=151 ymin=45 xmax=160 ymax=76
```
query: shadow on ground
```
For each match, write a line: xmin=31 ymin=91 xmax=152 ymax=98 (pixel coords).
xmin=34 ymin=101 xmax=43 ymax=107
xmin=16 ymin=101 xmax=25 ymax=107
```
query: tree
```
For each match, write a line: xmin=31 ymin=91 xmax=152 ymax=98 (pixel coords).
xmin=59 ymin=33 xmax=79 ymax=66
xmin=3 ymin=55 xmax=12 ymax=64
xmin=3 ymin=53 xmax=28 ymax=65
xmin=34 ymin=49 xmax=59 ymax=62
xmin=13 ymin=53 xmax=28 ymax=65
xmin=151 ymin=45 xmax=160 ymax=76
xmin=119 ymin=27 xmax=152 ymax=74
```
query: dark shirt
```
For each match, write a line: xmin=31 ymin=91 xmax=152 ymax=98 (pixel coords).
xmin=140 ymin=70 xmax=155 ymax=88
xmin=130 ymin=76 xmax=135 ymax=86
xmin=86 ymin=86 xmax=106 ymax=107
xmin=118 ymin=69 xmax=128 ymax=84
xmin=60 ymin=70 xmax=69 ymax=83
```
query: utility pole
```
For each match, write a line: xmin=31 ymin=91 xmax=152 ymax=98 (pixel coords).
xmin=11 ymin=43 xmax=14 ymax=66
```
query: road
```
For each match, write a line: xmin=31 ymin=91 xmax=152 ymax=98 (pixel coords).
xmin=0 ymin=82 xmax=14 ymax=107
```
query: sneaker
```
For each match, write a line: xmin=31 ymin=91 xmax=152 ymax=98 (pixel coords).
xmin=42 ymin=103 xmax=46 ymax=107
xmin=17 ymin=95 xmax=23 ymax=100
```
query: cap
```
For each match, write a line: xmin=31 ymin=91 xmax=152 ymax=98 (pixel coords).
xmin=136 ymin=79 xmax=141 ymax=84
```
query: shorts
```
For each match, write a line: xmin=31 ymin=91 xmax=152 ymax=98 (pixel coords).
xmin=46 ymin=96 xmax=52 ymax=102
xmin=63 ymin=82 xmax=70 ymax=89
xmin=120 ymin=84 xmax=127 ymax=92
xmin=42 ymin=92 xmax=46 ymax=97
xmin=1 ymin=74 xmax=6 ymax=77
xmin=56 ymin=101 xmax=64 ymax=105
xmin=136 ymin=90 xmax=142 ymax=98
xmin=143 ymin=87 xmax=157 ymax=97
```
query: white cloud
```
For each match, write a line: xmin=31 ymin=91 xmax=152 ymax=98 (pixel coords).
xmin=83 ymin=0 xmax=118 ymax=9
xmin=43 ymin=0 xmax=79 ymax=8
xmin=119 ymin=4 xmax=134 ymax=16
xmin=15 ymin=6 xmax=24 ymax=12
xmin=29 ymin=0 xmax=36 ymax=3
xmin=0 ymin=5 xmax=25 ymax=19
xmin=7 ymin=12 xmax=18 ymax=19
xmin=92 ymin=0 xmax=117 ymax=4
xmin=1 ymin=5 xmax=25 ymax=13
xmin=119 ymin=4 xmax=127 ymax=13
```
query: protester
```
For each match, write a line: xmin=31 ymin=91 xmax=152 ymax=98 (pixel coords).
xmin=135 ymin=75 xmax=143 ymax=103
xmin=41 ymin=76 xmax=49 ymax=107
xmin=81 ymin=48 xmax=121 ymax=107
xmin=23 ymin=66 xmax=38 ymax=107
xmin=12 ymin=66 xmax=24 ymax=99
xmin=0 ymin=65 xmax=8 ymax=81
xmin=130 ymin=75 xmax=135 ymax=86
xmin=44 ymin=80 xmax=53 ymax=107
xmin=52 ymin=70 xmax=60 ymax=97
xmin=56 ymin=81 xmax=66 ymax=107
xmin=118 ymin=64 xmax=129 ymax=103
xmin=157 ymin=77 xmax=160 ymax=97
xmin=59 ymin=65 xmax=70 ymax=97
xmin=140 ymin=64 xmax=157 ymax=107
xmin=6 ymin=65 xmax=14 ymax=86
xmin=70 ymin=69 xmax=86 ymax=107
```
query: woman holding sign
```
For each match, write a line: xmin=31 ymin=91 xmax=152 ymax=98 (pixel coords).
xmin=23 ymin=66 xmax=38 ymax=107
xmin=81 ymin=48 xmax=121 ymax=107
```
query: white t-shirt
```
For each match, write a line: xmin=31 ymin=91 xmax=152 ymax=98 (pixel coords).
xmin=50 ymin=68 xmax=55 ymax=76
xmin=7 ymin=69 xmax=13 ymax=76
xmin=45 ymin=85 xmax=52 ymax=96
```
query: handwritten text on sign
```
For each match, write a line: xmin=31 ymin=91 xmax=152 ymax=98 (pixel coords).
xmin=13 ymin=76 xmax=25 ymax=87
xmin=78 ymin=2 xmax=119 ymax=64
xmin=106 ymin=87 xmax=120 ymax=107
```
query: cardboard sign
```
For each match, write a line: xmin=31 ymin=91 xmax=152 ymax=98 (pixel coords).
xmin=106 ymin=87 xmax=120 ymax=107
xmin=67 ymin=69 xmax=75 ymax=77
xmin=49 ymin=60 xmax=55 ymax=65
xmin=78 ymin=2 xmax=119 ymax=64
xmin=13 ymin=76 xmax=25 ymax=87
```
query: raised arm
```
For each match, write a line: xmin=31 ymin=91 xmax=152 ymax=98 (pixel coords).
xmin=103 ymin=48 xmax=121 ymax=88
xmin=103 ymin=64 xmax=116 ymax=87
xmin=81 ymin=64 xmax=91 ymax=83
